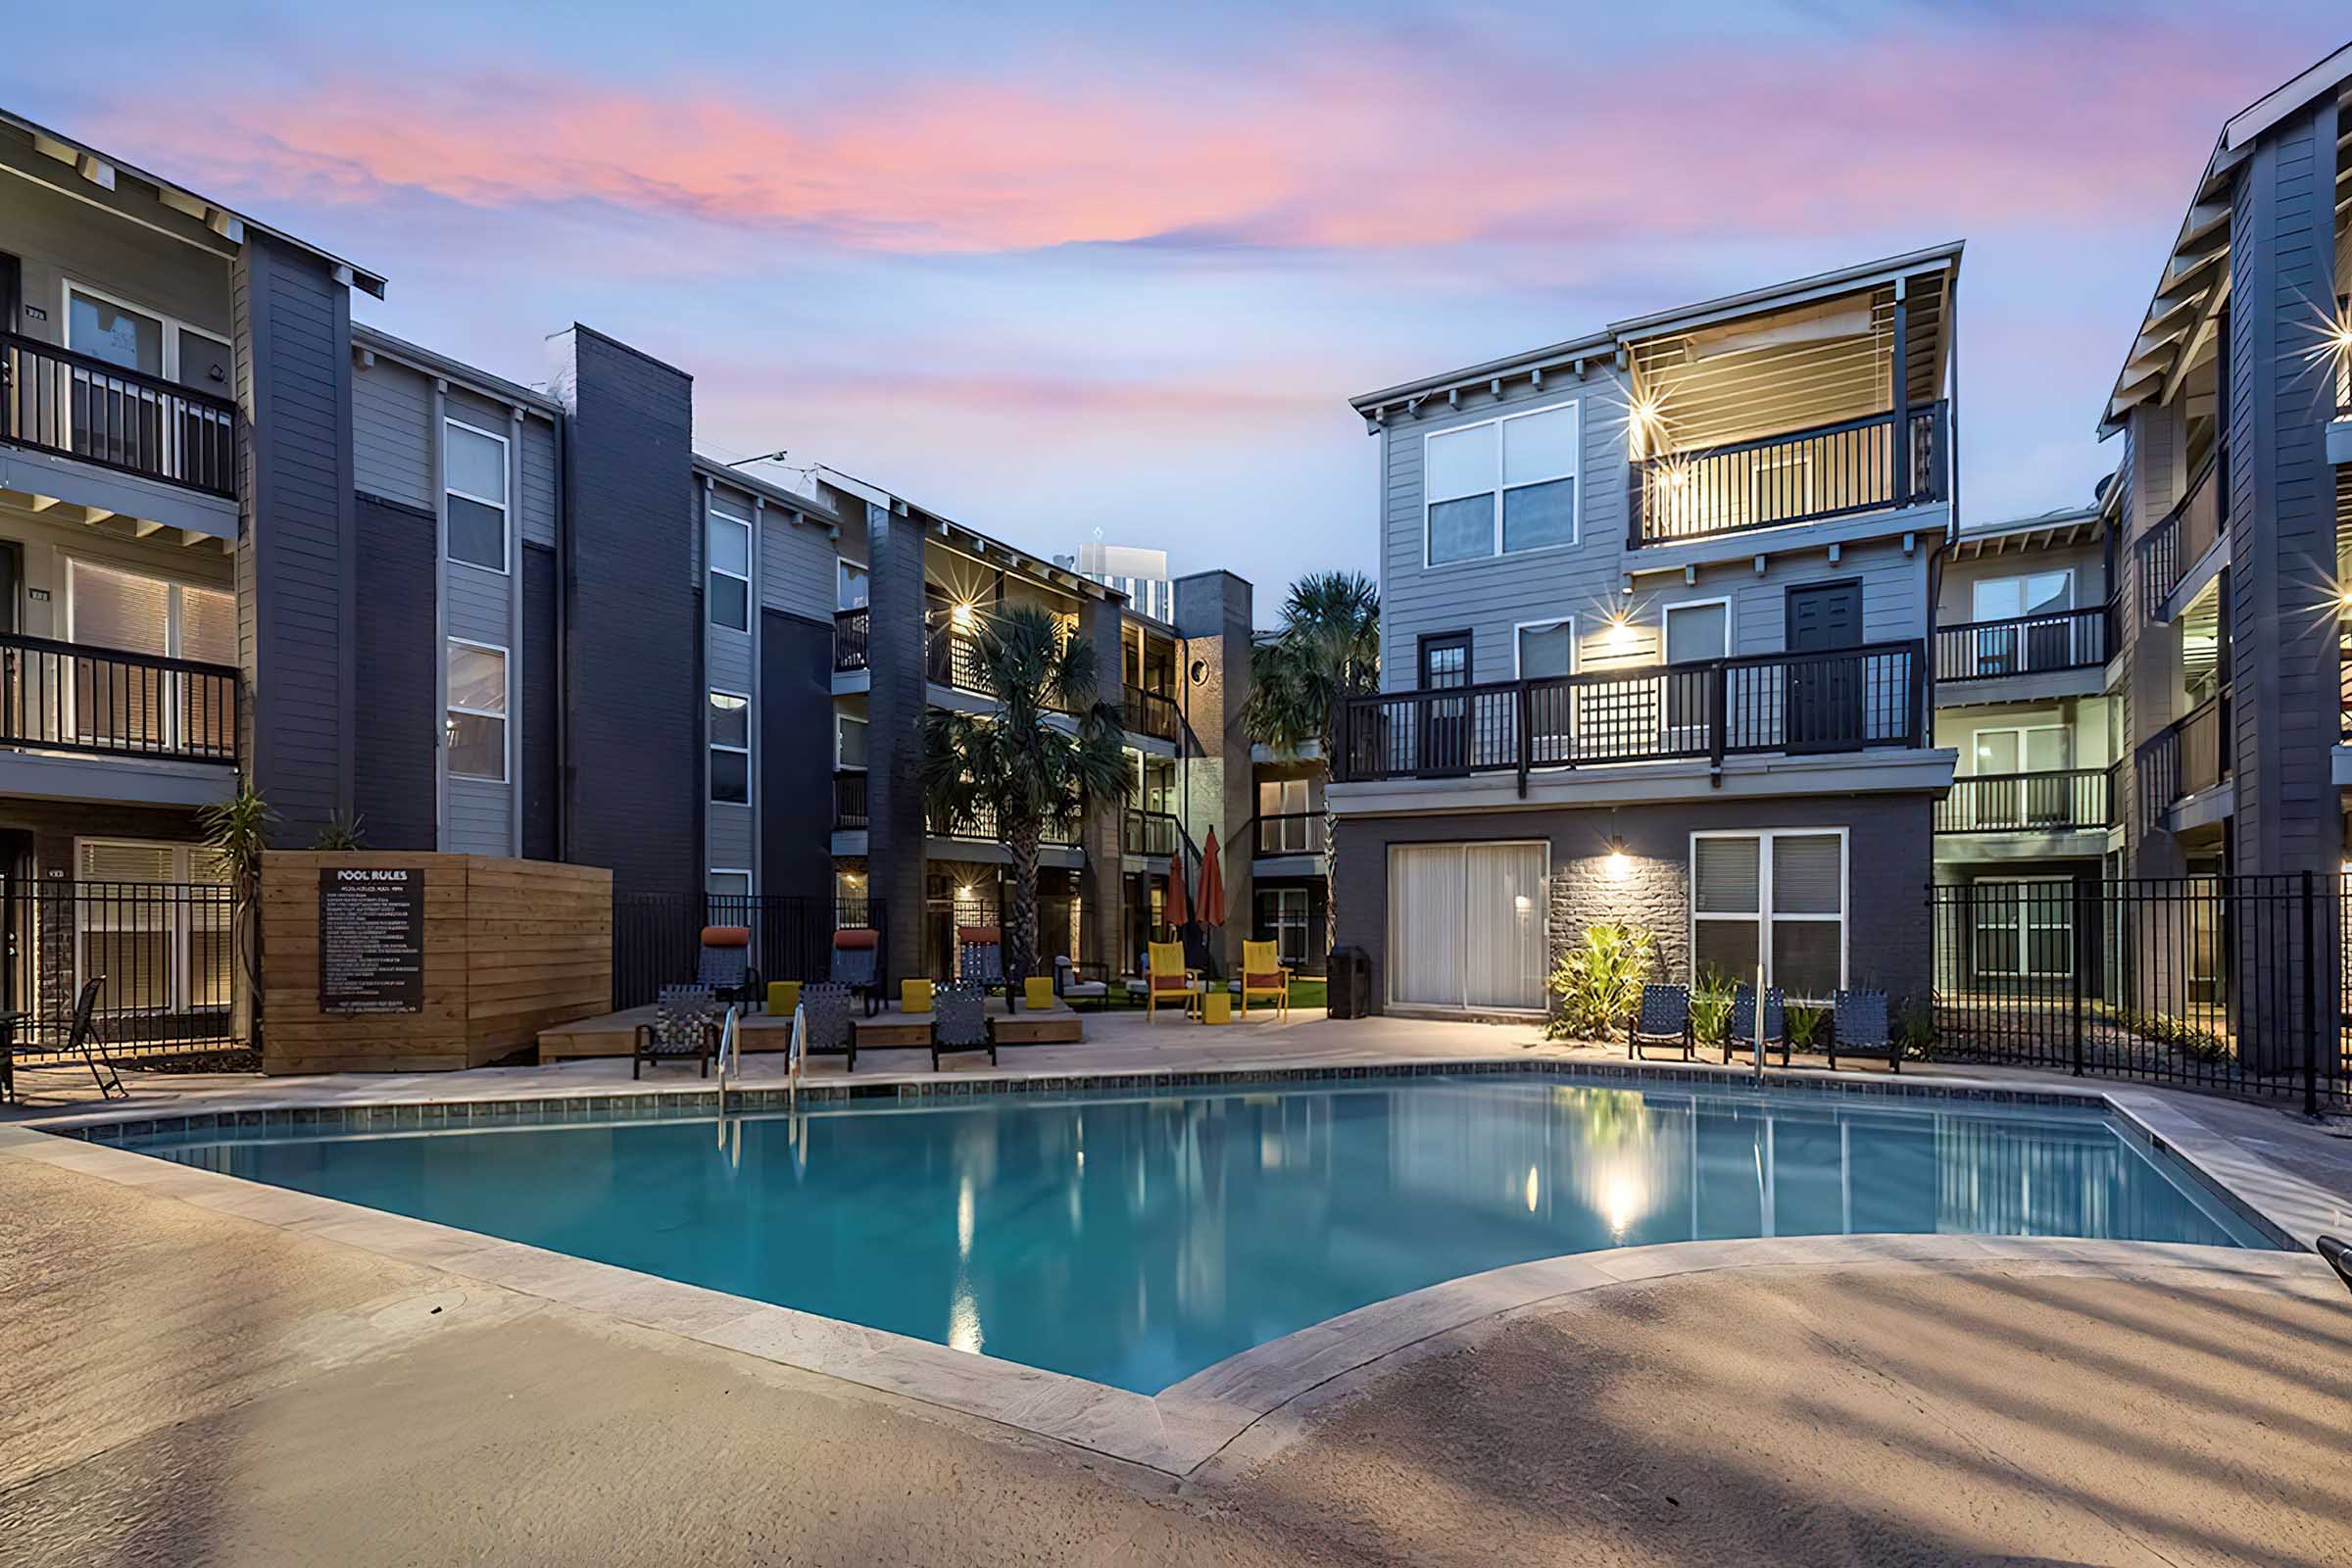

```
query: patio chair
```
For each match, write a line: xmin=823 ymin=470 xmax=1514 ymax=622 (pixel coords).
xmin=957 ymin=925 xmax=1007 ymax=994
xmin=633 ymin=985 xmax=717 ymax=1080
xmin=930 ymin=981 xmax=998 ymax=1071
xmin=1239 ymin=940 xmax=1291 ymax=1019
xmin=1627 ymin=983 xmax=1694 ymax=1062
xmin=695 ymin=925 xmax=762 ymax=1010
xmin=800 ymin=981 xmax=857 ymax=1072
xmin=12 ymin=977 xmax=127 ymax=1102
xmin=1827 ymin=988 xmax=1897 ymax=1073
xmin=1725 ymin=985 xmax=1789 ymax=1067
xmin=1053 ymin=956 xmax=1110 ymax=1010
xmin=830 ymin=928 xmax=881 ymax=1016
xmin=1146 ymin=941 xmax=1199 ymax=1023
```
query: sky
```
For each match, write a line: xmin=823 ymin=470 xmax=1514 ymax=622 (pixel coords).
xmin=8 ymin=4 xmax=2347 ymax=617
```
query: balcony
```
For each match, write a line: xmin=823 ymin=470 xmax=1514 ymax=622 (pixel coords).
xmin=931 ymin=798 xmax=1078 ymax=848
xmin=1935 ymin=769 xmax=2109 ymax=834
xmin=1 ymin=333 xmax=237 ymax=500
xmin=1123 ymin=808 xmax=1181 ymax=858
xmin=0 ymin=633 xmax=238 ymax=766
xmin=928 ymin=627 xmax=993 ymax=698
xmin=833 ymin=768 xmax=867 ymax=829
xmin=832 ymin=608 xmax=868 ymax=671
xmin=1934 ymin=607 xmax=2107 ymax=684
xmin=1629 ymin=404 xmax=1945 ymax=547
xmin=1338 ymin=641 xmax=1924 ymax=783
xmin=2136 ymin=693 xmax=2229 ymax=824
xmin=1125 ymin=685 xmax=1178 ymax=744
xmin=2134 ymin=445 xmax=2225 ymax=619
xmin=1255 ymin=810 xmax=1327 ymax=858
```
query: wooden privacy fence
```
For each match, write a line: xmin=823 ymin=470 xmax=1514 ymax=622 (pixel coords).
xmin=261 ymin=853 xmax=610 ymax=1074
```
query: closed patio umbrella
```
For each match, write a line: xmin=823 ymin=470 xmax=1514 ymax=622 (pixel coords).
xmin=1198 ymin=827 xmax=1226 ymax=929
xmin=1163 ymin=850 xmax=1190 ymax=932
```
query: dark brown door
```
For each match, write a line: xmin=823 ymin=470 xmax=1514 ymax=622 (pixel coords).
xmin=1785 ymin=582 xmax=1863 ymax=750
xmin=1417 ymin=633 xmax=1471 ymax=774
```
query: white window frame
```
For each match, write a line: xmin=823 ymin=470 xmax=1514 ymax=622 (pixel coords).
xmin=1512 ymin=615 xmax=1577 ymax=678
xmin=1421 ymin=397 xmax=1581 ymax=567
xmin=1971 ymin=568 xmax=2074 ymax=623
xmin=63 ymin=559 xmax=235 ymax=753
xmin=445 ymin=636 xmax=511 ymax=783
xmin=71 ymin=837 xmax=230 ymax=1017
xmin=708 ymin=687 xmax=752 ymax=805
xmin=1967 ymin=721 xmax=2070 ymax=829
xmin=1972 ymin=875 xmax=2072 ymax=979
xmin=61 ymin=279 xmax=231 ymax=380
xmin=707 ymin=495 xmax=753 ymax=631
xmin=443 ymin=417 xmax=512 ymax=575
xmin=1657 ymin=596 xmax=1732 ymax=750
xmin=1262 ymin=886 xmax=1311 ymax=966
xmin=1688 ymin=827 xmax=1848 ymax=999
xmin=838 ymin=559 xmax=870 ymax=612
xmin=835 ymin=711 xmax=869 ymax=771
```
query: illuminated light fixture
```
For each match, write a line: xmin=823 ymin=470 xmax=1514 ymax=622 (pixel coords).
xmin=950 ymin=599 xmax=978 ymax=629
xmin=1603 ymin=835 xmax=1632 ymax=882
xmin=1604 ymin=610 xmax=1639 ymax=651
xmin=2337 ymin=588 xmax=2352 ymax=611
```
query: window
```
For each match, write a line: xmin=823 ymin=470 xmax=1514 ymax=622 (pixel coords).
xmin=1515 ymin=618 xmax=1573 ymax=679
xmin=445 ymin=640 xmax=508 ymax=781
xmin=74 ymin=839 xmax=232 ymax=1018
xmin=1973 ymin=878 xmax=2071 ymax=978
xmin=709 ymin=690 xmax=750 ymax=804
xmin=444 ymin=419 xmax=510 ymax=572
xmin=1970 ymin=570 xmax=2074 ymax=674
xmin=709 ymin=495 xmax=753 ymax=631
xmin=1423 ymin=400 xmax=1579 ymax=564
xmin=1690 ymin=830 xmax=1844 ymax=999
xmin=1972 ymin=570 xmax=2072 ymax=622
xmin=838 ymin=560 xmax=869 ymax=612
xmin=1662 ymin=600 xmax=1730 ymax=664
xmin=707 ymin=869 xmax=753 ymax=925
xmin=67 ymin=289 xmax=163 ymax=375
xmin=1259 ymin=887 xmax=1312 ymax=966
xmin=65 ymin=561 xmax=236 ymax=753
xmin=1386 ymin=841 xmax=1549 ymax=1010
xmin=1258 ymin=777 xmax=1317 ymax=853
xmin=836 ymin=712 xmax=868 ymax=770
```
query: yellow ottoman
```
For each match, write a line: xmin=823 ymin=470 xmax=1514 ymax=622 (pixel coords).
xmin=1024 ymin=975 xmax=1056 ymax=1011
xmin=1200 ymin=990 xmax=1232 ymax=1025
xmin=902 ymin=978 xmax=934 ymax=1014
xmin=767 ymin=981 xmax=801 ymax=1015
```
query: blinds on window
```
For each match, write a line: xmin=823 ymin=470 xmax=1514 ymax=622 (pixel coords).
xmin=1694 ymin=836 xmax=1761 ymax=914
xmin=1771 ymin=834 xmax=1842 ymax=915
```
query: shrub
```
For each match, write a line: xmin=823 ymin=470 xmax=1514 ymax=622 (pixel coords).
xmin=1545 ymin=922 xmax=1658 ymax=1042
xmin=1786 ymin=1002 xmax=1829 ymax=1053
xmin=1893 ymin=998 xmax=1936 ymax=1058
xmin=1690 ymin=969 xmax=1739 ymax=1048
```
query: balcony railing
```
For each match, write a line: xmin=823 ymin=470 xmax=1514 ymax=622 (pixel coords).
xmin=1125 ymin=685 xmax=1178 ymax=743
xmin=1630 ymin=402 xmax=1945 ymax=546
xmin=1337 ymin=641 xmax=1923 ymax=783
xmin=1123 ymin=808 xmax=1181 ymax=858
xmin=1255 ymin=810 xmax=1327 ymax=858
xmin=2135 ymin=445 xmax=2226 ymax=618
xmin=930 ymin=798 xmax=1078 ymax=847
xmin=928 ymin=627 xmax=993 ymax=697
xmin=1935 ymin=769 xmax=2110 ymax=834
xmin=832 ymin=608 xmax=868 ymax=671
xmin=0 ymin=633 xmax=238 ymax=765
xmin=1 ymin=333 xmax=237 ymax=499
xmin=2135 ymin=692 xmax=2230 ymax=823
xmin=833 ymin=768 xmax=867 ymax=829
xmin=1934 ymin=607 xmax=2107 ymax=683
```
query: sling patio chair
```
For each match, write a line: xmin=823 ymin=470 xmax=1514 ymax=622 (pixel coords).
xmin=1827 ymin=988 xmax=1898 ymax=1073
xmin=1725 ymin=984 xmax=1790 ymax=1068
xmin=830 ymin=928 xmax=882 ymax=1016
xmin=1238 ymin=941 xmax=1292 ymax=1019
xmin=800 ymin=981 xmax=858 ymax=1073
xmin=929 ymin=981 xmax=998 ymax=1071
xmin=1627 ymin=983 xmax=1694 ymax=1061
xmin=633 ymin=985 xmax=718 ymax=1080
xmin=695 ymin=925 xmax=762 ymax=1010
xmin=1145 ymin=941 xmax=1200 ymax=1022
xmin=1053 ymin=956 xmax=1110 ymax=1010
xmin=4 ymin=976 xmax=127 ymax=1102
xmin=956 ymin=926 xmax=1007 ymax=994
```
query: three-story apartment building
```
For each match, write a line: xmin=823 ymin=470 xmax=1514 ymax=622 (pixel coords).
xmin=1330 ymin=248 xmax=1962 ymax=1017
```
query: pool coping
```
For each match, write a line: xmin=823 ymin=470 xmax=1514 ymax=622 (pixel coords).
xmin=9 ymin=1059 xmax=2346 ymax=1481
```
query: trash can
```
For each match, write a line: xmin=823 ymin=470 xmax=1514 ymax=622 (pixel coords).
xmin=1328 ymin=946 xmax=1371 ymax=1019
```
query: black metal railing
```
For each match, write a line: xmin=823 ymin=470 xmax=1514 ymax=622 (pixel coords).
xmin=2135 ymin=692 xmax=2230 ymax=824
xmin=2135 ymin=445 xmax=2226 ymax=618
xmin=1337 ymin=641 xmax=1923 ymax=782
xmin=1 ymin=332 xmax=237 ymax=498
xmin=1935 ymin=769 xmax=2110 ymax=833
xmin=832 ymin=608 xmax=869 ymax=671
xmin=928 ymin=627 xmax=994 ymax=697
xmin=1125 ymin=685 xmax=1179 ymax=743
xmin=0 ymin=633 xmax=239 ymax=764
xmin=1123 ymin=809 xmax=1182 ymax=858
xmin=1934 ymin=607 xmax=2107 ymax=682
xmin=1630 ymin=402 xmax=1945 ymax=546
xmin=613 ymin=892 xmax=880 ymax=1010
xmin=1 ymin=879 xmax=239 ymax=1054
xmin=1931 ymin=873 xmax=2347 ymax=1115
xmin=1255 ymin=810 xmax=1327 ymax=858
xmin=833 ymin=769 xmax=867 ymax=829
xmin=929 ymin=799 xmax=1079 ymax=847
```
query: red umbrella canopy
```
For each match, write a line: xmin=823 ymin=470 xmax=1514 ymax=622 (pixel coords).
xmin=1164 ymin=851 xmax=1191 ymax=928
xmin=1198 ymin=827 xmax=1226 ymax=928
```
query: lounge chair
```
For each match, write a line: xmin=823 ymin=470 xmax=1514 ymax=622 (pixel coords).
xmin=4 ymin=977 xmax=126 ymax=1102
xmin=831 ymin=928 xmax=881 ymax=1016
xmin=1725 ymin=985 xmax=1789 ymax=1067
xmin=957 ymin=925 xmax=1006 ymax=994
xmin=930 ymin=981 xmax=998 ymax=1071
xmin=1146 ymin=940 xmax=1199 ymax=1022
xmin=800 ymin=981 xmax=857 ymax=1072
xmin=1053 ymin=956 xmax=1110 ymax=1010
xmin=633 ymin=985 xmax=717 ymax=1079
xmin=1239 ymin=940 xmax=1291 ymax=1019
xmin=695 ymin=925 xmax=762 ymax=1010
xmin=1627 ymin=983 xmax=1693 ymax=1061
xmin=1827 ymin=989 xmax=1897 ymax=1073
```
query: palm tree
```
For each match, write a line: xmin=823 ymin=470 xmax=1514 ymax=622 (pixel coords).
xmin=1243 ymin=571 xmax=1379 ymax=935
xmin=922 ymin=604 xmax=1129 ymax=985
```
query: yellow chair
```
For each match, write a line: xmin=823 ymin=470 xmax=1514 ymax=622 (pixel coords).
xmin=767 ymin=980 xmax=801 ymax=1016
xmin=1146 ymin=942 xmax=1199 ymax=1023
xmin=1024 ymin=975 xmax=1056 ymax=1011
xmin=1240 ymin=941 xmax=1292 ymax=1019
xmin=901 ymin=978 xmax=934 ymax=1015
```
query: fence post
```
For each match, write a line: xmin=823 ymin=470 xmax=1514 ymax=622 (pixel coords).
xmin=1515 ymin=682 xmax=1531 ymax=800
xmin=2301 ymin=869 xmax=2319 ymax=1118
xmin=2071 ymin=875 xmax=2087 ymax=1076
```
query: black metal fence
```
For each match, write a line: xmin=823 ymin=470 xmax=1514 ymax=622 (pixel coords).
xmin=1933 ymin=607 xmax=2107 ymax=683
xmin=612 ymin=893 xmax=882 ymax=1010
xmin=1930 ymin=874 xmax=2349 ymax=1113
xmin=1 ymin=879 xmax=239 ymax=1054
xmin=832 ymin=608 xmax=869 ymax=671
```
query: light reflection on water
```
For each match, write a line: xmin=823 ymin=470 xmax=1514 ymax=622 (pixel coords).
xmin=141 ymin=1078 xmax=2269 ymax=1393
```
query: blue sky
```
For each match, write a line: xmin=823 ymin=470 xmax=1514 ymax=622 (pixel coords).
xmin=8 ymin=4 xmax=2346 ymax=610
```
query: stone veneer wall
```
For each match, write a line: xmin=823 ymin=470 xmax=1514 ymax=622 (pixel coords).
xmin=1544 ymin=844 xmax=1689 ymax=998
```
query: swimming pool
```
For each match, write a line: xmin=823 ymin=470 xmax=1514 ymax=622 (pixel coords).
xmin=119 ymin=1076 xmax=2272 ymax=1392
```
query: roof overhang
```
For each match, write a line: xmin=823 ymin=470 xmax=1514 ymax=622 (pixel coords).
xmin=352 ymin=323 xmax=560 ymax=416
xmin=810 ymin=466 xmax=1117 ymax=603
xmin=1948 ymin=507 xmax=2103 ymax=561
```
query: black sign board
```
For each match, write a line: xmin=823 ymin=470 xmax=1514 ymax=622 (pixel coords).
xmin=318 ymin=868 xmax=425 ymax=1014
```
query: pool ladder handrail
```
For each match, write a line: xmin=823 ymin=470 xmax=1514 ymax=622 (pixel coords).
xmin=715 ymin=1004 xmax=742 ymax=1092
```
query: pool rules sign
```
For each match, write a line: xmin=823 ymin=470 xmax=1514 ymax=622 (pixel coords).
xmin=318 ymin=868 xmax=425 ymax=1014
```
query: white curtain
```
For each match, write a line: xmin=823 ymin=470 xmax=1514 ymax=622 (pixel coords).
xmin=1466 ymin=844 xmax=1548 ymax=1009
xmin=1390 ymin=842 xmax=1548 ymax=1009
xmin=1388 ymin=846 xmax=1466 ymax=1007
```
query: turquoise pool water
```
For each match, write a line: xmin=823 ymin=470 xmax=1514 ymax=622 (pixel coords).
xmin=122 ymin=1078 xmax=2272 ymax=1392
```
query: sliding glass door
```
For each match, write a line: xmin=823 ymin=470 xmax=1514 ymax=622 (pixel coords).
xmin=1387 ymin=841 xmax=1548 ymax=1010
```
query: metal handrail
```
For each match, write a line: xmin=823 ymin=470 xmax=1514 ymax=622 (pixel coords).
xmin=0 ymin=631 xmax=241 ymax=764
xmin=1 ymin=331 xmax=238 ymax=498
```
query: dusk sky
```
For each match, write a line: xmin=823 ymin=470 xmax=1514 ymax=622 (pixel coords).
xmin=9 ymin=4 xmax=2347 ymax=615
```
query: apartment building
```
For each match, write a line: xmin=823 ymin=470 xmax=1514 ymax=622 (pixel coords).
xmin=1329 ymin=247 xmax=1961 ymax=1017
xmin=1251 ymin=737 xmax=1329 ymax=976
xmin=1054 ymin=538 xmax=1174 ymax=623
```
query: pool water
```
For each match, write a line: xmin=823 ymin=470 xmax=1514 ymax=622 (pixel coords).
xmin=123 ymin=1078 xmax=2271 ymax=1393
